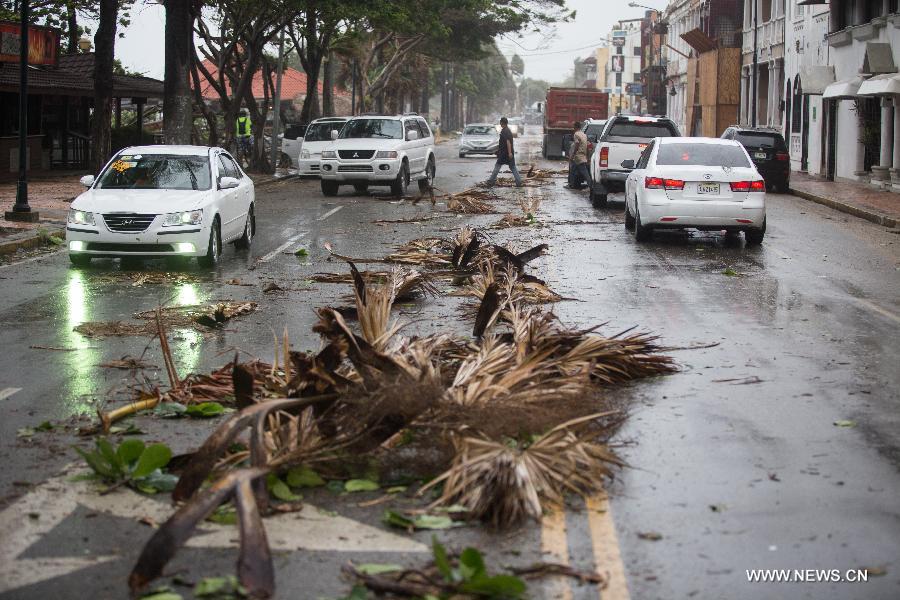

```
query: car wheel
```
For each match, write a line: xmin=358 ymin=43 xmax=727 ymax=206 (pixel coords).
xmin=590 ymin=182 xmax=608 ymax=207
xmin=235 ymin=205 xmax=254 ymax=249
xmin=197 ymin=218 xmax=221 ymax=267
xmin=390 ymin=162 xmax=409 ymax=196
xmin=418 ymin=157 xmax=435 ymax=192
xmin=745 ymin=220 xmax=766 ymax=245
xmin=353 ymin=183 xmax=369 ymax=194
xmin=321 ymin=180 xmax=339 ymax=196
xmin=633 ymin=205 xmax=652 ymax=242
xmin=624 ymin=202 xmax=636 ymax=230
xmin=69 ymin=253 xmax=91 ymax=267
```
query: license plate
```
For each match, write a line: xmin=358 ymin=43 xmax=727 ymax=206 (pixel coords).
xmin=697 ymin=183 xmax=720 ymax=194
xmin=754 ymin=152 xmax=767 ymax=159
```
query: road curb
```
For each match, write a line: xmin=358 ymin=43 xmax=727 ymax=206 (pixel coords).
xmin=789 ymin=187 xmax=899 ymax=228
xmin=0 ymin=226 xmax=65 ymax=256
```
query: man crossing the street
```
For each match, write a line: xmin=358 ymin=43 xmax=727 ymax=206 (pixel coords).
xmin=485 ymin=117 xmax=523 ymax=188
xmin=566 ymin=121 xmax=590 ymax=190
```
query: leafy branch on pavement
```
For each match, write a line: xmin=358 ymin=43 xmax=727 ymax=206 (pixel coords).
xmin=343 ymin=537 xmax=526 ymax=598
xmin=75 ymin=438 xmax=176 ymax=494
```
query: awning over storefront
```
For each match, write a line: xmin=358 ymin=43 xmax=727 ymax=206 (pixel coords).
xmin=858 ymin=72 xmax=900 ymax=96
xmin=823 ymin=76 xmax=865 ymax=99
xmin=800 ymin=66 xmax=835 ymax=95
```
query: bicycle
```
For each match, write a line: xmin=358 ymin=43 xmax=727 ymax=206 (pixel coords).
xmin=234 ymin=136 xmax=253 ymax=170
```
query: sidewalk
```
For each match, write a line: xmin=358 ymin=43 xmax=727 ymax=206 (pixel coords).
xmin=0 ymin=173 xmax=81 ymax=256
xmin=789 ymin=172 xmax=899 ymax=228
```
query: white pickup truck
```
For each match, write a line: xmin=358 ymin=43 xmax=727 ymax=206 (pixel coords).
xmin=589 ymin=115 xmax=681 ymax=207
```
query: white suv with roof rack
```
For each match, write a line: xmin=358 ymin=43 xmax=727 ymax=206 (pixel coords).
xmin=319 ymin=114 xmax=436 ymax=196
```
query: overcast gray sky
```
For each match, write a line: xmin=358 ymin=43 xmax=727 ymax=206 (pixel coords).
xmin=108 ymin=0 xmax=656 ymax=84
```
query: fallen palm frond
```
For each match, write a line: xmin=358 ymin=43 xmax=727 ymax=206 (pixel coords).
xmin=75 ymin=302 xmax=258 ymax=338
xmin=126 ymin=230 xmax=678 ymax=596
xmin=442 ymin=187 xmax=500 ymax=214
xmin=422 ymin=413 xmax=624 ymax=528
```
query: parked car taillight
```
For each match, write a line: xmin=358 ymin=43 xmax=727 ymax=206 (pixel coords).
xmin=645 ymin=176 xmax=663 ymax=189
xmin=730 ymin=180 xmax=766 ymax=191
xmin=599 ymin=147 xmax=608 ymax=167
xmin=775 ymin=152 xmax=789 ymax=161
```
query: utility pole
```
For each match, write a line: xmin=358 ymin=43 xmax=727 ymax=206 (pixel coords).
xmin=351 ymin=59 xmax=357 ymax=115
xmin=269 ymin=28 xmax=285 ymax=172
xmin=6 ymin=0 xmax=38 ymax=222
xmin=751 ymin=0 xmax=758 ymax=127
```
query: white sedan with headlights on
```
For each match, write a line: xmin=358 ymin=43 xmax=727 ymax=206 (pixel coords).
xmin=623 ymin=137 xmax=766 ymax=244
xmin=66 ymin=145 xmax=255 ymax=267
xmin=458 ymin=123 xmax=500 ymax=158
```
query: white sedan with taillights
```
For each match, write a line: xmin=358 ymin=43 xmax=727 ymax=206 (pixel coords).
xmin=66 ymin=145 xmax=255 ymax=267
xmin=623 ymin=137 xmax=766 ymax=244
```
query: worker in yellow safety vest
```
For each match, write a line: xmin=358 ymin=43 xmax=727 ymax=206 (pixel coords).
xmin=235 ymin=109 xmax=252 ymax=157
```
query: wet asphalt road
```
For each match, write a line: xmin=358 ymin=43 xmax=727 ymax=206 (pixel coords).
xmin=1 ymin=134 xmax=899 ymax=599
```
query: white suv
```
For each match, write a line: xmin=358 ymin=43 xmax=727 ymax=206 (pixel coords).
xmin=319 ymin=114 xmax=436 ymax=196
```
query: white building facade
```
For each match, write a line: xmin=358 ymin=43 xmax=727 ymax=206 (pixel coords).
xmin=606 ymin=22 xmax=644 ymax=116
xmin=782 ymin=1 xmax=832 ymax=176
xmin=822 ymin=0 xmax=900 ymax=189
xmin=664 ymin=0 xmax=700 ymax=134
xmin=741 ymin=0 xmax=787 ymax=129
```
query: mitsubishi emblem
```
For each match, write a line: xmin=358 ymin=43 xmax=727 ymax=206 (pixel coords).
xmin=353 ymin=152 xmax=359 ymax=158
xmin=704 ymin=174 xmax=711 ymax=180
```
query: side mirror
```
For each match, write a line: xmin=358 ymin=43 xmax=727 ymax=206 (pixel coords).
xmin=407 ymin=129 xmax=419 ymax=141
xmin=80 ymin=175 xmax=95 ymax=187
xmin=621 ymin=159 xmax=635 ymax=169
xmin=219 ymin=176 xmax=240 ymax=190
xmin=588 ymin=134 xmax=598 ymax=143
xmin=330 ymin=129 xmax=339 ymax=140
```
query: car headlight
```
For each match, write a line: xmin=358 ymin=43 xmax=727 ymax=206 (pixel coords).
xmin=322 ymin=150 xmax=336 ymax=159
xmin=162 ymin=210 xmax=203 ymax=227
xmin=67 ymin=209 xmax=95 ymax=226
xmin=300 ymin=149 xmax=310 ymax=159
xmin=375 ymin=151 xmax=398 ymax=158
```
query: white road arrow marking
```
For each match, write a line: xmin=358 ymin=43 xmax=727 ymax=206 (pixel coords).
xmin=0 ymin=466 xmax=426 ymax=594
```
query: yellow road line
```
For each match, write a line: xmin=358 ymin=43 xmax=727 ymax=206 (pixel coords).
xmin=540 ymin=506 xmax=573 ymax=600
xmin=585 ymin=492 xmax=631 ymax=600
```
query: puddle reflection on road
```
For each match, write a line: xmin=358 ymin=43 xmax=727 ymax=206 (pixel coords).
xmin=63 ymin=270 xmax=100 ymax=415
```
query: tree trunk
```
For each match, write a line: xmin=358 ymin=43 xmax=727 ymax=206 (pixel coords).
xmin=91 ymin=0 xmax=117 ymax=173
xmin=322 ymin=51 xmax=334 ymax=116
xmin=190 ymin=55 xmax=218 ymax=146
xmin=163 ymin=0 xmax=194 ymax=145
xmin=420 ymin=76 xmax=429 ymax=116
xmin=67 ymin=6 xmax=78 ymax=54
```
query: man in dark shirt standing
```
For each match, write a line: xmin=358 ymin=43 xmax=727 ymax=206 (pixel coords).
xmin=486 ymin=117 xmax=523 ymax=187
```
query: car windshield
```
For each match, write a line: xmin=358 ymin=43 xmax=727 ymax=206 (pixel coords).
xmin=96 ymin=154 xmax=211 ymax=190
xmin=585 ymin=123 xmax=606 ymax=136
xmin=306 ymin=121 xmax=344 ymax=142
xmin=656 ymin=143 xmax=751 ymax=168
xmin=607 ymin=120 xmax=678 ymax=141
xmin=465 ymin=126 xmax=496 ymax=136
xmin=340 ymin=119 xmax=403 ymax=140
xmin=735 ymin=132 xmax=787 ymax=150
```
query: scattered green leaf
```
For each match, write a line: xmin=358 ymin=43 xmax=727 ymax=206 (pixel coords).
xmin=355 ymin=563 xmax=404 ymax=576
xmin=194 ymin=575 xmax=246 ymax=598
xmin=35 ymin=421 xmax=54 ymax=431
xmin=184 ymin=402 xmax=226 ymax=418
xmin=722 ymin=268 xmax=739 ymax=277
xmin=383 ymin=511 xmax=459 ymax=531
xmin=267 ymin=473 xmax=301 ymax=502
xmin=833 ymin=420 xmax=856 ymax=428
xmin=294 ymin=247 xmax=309 ymax=257
xmin=344 ymin=479 xmax=379 ymax=493
xmin=386 ymin=485 xmax=407 ymax=494
xmin=17 ymin=427 xmax=35 ymax=438
xmin=286 ymin=465 xmax=326 ymax=488
xmin=154 ymin=402 xmax=187 ymax=418
xmin=207 ymin=504 xmax=238 ymax=525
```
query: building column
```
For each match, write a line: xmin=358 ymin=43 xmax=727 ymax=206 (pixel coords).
xmin=891 ymin=96 xmax=900 ymax=192
xmin=871 ymin=96 xmax=893 ymax=186
xmin=740 ymin=68 xmax=749 ymax=125
xmin=772 ymin=60 xmax=783 ymax=128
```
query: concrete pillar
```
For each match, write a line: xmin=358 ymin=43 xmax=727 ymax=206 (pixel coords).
xmin=891 ymin=96 xmax=900 ymax=192
xmin=773 ymin=61 xmax=783 ymax=128
xmin=871 ymin=96 xmax=893 ymax=186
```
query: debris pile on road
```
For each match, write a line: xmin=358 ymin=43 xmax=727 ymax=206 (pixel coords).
xmin=74 ymin=301 xmax=258 ymax=337
xmin=444 ymin=187 xmax=500 ymax=214
xmin=492 ymin=195 xmax=542 ymax=229
xmin=125 ymin=227 xmax=676 ymax=598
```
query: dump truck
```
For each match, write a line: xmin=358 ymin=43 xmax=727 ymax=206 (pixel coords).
xmin=541 ymin=87 xmax=609 ymax=159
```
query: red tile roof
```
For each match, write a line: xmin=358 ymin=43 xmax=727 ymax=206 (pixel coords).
xmin=196 ymin=59 xmax=347 ymax=101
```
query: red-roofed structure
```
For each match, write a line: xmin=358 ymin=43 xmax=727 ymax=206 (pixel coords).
xmin=195 ymin=59 xmax=347 ymax=105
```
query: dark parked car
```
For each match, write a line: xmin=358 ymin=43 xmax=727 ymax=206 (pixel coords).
xmin=721 ymin=127 xmax=790 ymax=192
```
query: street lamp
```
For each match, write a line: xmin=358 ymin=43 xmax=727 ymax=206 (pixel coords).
xmin=77 ymin=36 xmax=92 ymax=53
xmin=5 ymin=0 xmax=39 ymax=223
xmin=628 ymin=2 xmax=663 ymax=116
